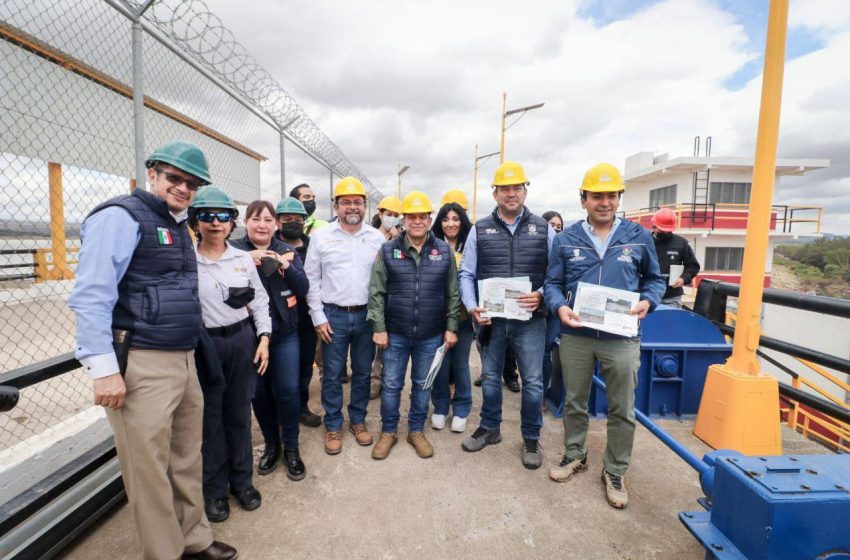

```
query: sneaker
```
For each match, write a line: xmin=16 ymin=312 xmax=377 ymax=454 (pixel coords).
xmin=601 ymin=470 xmax=629 ymax=509
xmin=283 ymin=448 xmax=306 ymax=481
xmin=450 ymin=416 xmax=467 ymax=433
xmin=299 ymin=408 xmax=322 ymax=428
xmin=461 ymin=426 xmax=502 ymax=452
xmin=521 ymin=438 xmax=543 ymax=470
xmin=407 ymin=431 xmax=435 ymax=458
xmin=324 ymin=431 xmax=342 ymax=455
xmin=431 ymin=414 xmax=447 ymax=430
xmin=257 ymin=444 xmax=280 ymax=475
xmin=549 ymin=455 xmax=588 ymax=482
xmin=348 ymin=423 xmax=373 ymax=446
xmin=372 ymin=432 xmax=398 ymax=460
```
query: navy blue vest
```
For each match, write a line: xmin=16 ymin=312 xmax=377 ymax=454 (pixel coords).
xmin=475 ymin=208 xmax=549 ymax=291
xmin=88 ymin=189 xmax=201 ymax=350
xmin=382 ymin=234 xmax=452 ymax=339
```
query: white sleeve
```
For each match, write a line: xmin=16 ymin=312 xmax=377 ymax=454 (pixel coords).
xmin=304 ymin=233 xmax=327 ymax=326
xmin=245 ymin=254 xmax=272 ymax=334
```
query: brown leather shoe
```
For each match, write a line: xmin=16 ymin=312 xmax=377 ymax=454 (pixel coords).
xmin=406 ymin=431 xmax=434 ymax=458
xmin=349 ymin=423 xmax=373 ymax=446
xmin=371 ymin=432 xmax=398 ymax=460
xmin=324 ymin=431 xmax=342 ymax=455
xmin=182 ymin=541 xmax=237 ymax=560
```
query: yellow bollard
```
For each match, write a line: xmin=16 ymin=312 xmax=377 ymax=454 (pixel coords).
xmin=693 ymin=0 xmax=786 ymax=455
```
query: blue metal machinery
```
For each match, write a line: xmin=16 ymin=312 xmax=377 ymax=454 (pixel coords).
xmin=545 ymin=306 xmax=732 ymax=418
xmin=545 ymin=306 xmax=850 ymax=559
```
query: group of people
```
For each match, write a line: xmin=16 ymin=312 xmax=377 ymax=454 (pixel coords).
xmin=69 ymin=140 xmax=700 ymax=560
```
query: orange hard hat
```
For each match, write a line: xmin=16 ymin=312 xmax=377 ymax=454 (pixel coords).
xmin=652 ymin=208 xmax=677 ymax=232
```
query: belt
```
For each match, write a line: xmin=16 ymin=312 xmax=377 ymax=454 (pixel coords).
xmin=206 ymin=317 xmax=252 ymax=338
xmin=324 ymin=303 xmax=367 ymax=313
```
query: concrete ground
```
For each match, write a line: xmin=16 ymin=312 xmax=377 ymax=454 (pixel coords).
xmin=63 ymin=357 xmax=827 ymax=560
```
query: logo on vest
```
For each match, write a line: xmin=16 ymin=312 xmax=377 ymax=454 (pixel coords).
xmin=484 ymin=228 xmax=499 ymax=235
xmin=428 ymin=248 xmax=443 ymax=261
xmin=569 ymin=248 xmax=586 ymax=262
xmin=528 ymin=223 xmax=538 ymax=235
xmin=617 ymin=247 xmax=634 ymax=263
xmin=156 ymin=227 xmax=174 ymax=246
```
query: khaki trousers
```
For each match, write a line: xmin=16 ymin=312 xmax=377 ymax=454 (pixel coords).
xmin=106 ymin=349 xmax=212 ymax=560
xmin=560 ymin=335 xmax=641 ymax=476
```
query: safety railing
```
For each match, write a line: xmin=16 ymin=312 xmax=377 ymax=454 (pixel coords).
xmin=623 ymin=202 xmax=823 ymax=234
xmin=696 ymin=279 xmax=850 ymax=452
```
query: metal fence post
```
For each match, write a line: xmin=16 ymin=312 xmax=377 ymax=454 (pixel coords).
xmin=132 ymin=20 xmax=146 ymax=190
xmin=328 ymin=168 xmax=334 ymax=219
xmin=279 ymin=132 xmax=286 ymax=199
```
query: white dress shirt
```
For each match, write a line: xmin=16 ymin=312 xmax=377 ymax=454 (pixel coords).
xmin=304 ymin=220 xmax=385 ymax=326
xmin=195 ymin=243 xmax=272 ymax=334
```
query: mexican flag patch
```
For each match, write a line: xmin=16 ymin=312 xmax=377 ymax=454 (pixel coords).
xmin=156 ymin=227 xmax=174 ymax=246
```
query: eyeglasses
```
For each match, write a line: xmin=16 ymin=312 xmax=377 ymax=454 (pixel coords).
xmin=196 ymin=211 xmax=234 ymax=223
xmin=161 ymin=171 xmax=202 ymax=192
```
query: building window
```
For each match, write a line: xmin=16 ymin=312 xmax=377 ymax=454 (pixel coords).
xmin=709 ymin=182 xmax=751 ymax=204
xmin=649 ymin=184 xmax=677 ymax=209
xmin=704 ymin=247 xmax=744 ymax=271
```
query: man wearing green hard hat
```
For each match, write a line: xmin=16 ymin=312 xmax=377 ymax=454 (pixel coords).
xmin=69 ymin=141 xmax=237 ymax=560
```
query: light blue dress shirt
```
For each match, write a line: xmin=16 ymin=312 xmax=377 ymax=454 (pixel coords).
xmin=580 ymin=217 xmax=622 ymax=257
xmin=459 ymin=208 xmax=556 ymax=312
xmin=68 ymin=206 xmax=142 ymax=378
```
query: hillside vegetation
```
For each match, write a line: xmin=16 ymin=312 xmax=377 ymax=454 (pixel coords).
xmin=775 ymin=237 xmax=850 ymax=298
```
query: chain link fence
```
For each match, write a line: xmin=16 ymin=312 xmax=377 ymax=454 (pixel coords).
xmin=0 ymin=0 xmax=381 ymax=453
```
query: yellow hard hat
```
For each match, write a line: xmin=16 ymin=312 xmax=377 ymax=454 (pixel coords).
xmin=333 ymin=176 xmax=366 ymax=199
xmin=377 ymin=195 xmax=402 ymax=214
xmin=492 ymin=161 xmax=529 ymax=187
xmin=580 ymin=163 xmax=625 ymax=193
xmin=401 ymin=190 xmax=433 ymax=214
xmin=440 ymin=189 xmax=469 ymax=210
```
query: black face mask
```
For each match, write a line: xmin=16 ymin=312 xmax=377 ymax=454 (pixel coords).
xmin=280 ymin=222 xmax=304 ymax=239
xmin=224 ymin=286 xmax=255 ymax=309
xmin=654 ymin=231 xmax=673 ymax=242
xmin=258 ymin=256 xmax=282 ymax=277
xmin=302 ymin=200 xmax=317 ymax=216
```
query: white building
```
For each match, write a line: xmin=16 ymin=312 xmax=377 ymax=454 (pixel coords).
xmin=622 ymin=146 xmax=829 ymax=287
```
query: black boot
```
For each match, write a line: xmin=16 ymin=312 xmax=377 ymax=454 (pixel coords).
xmin=299 ymin=408 xmax=322 ymax=428
xmin=283 ymin=448 xmax=306 ymax=481
xmin=204 ymin=497 xmax=230 ymax=523
xmin=257 ymin=444 xmax=280 ymax=475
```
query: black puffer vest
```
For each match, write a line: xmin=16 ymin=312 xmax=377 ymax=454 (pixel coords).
xmin=88 ymin=189 xmax=201 ymax=350
xmin=382 ymin=233 xmax=452 ymax=339
xmin=475 ymin=208 xmax=549 ymax=291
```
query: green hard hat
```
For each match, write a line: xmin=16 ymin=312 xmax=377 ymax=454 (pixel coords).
xmin=275 ymin=197 xmax=308 ymax=216
xmin=145 ymin=141 xmax=212 ymax=185
xmin=191 ymin=186 xmax=237 ymax=211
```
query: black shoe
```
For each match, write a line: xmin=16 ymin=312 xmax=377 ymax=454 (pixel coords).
xmin=473 ymin=375 xmax=483 ymax=387
xmin=506 ymin=378 xmax=520 ymax=393
xmin=342 ymin=372 xmax=351 ymax=383
xmin=204 ymin=498 xmax=230 ymax=523
xmin=231 ymin=486 xmax=261 ymax=511
xmin=257 ymin=444 xmax=280 ymax=475
xmin=283 ymin=448 xmax=306 ymax=481
xmin=300 ymin=408 xmax=322 ymax=428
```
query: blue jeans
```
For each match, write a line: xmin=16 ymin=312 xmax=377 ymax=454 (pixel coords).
xmin=431 ymin=319 xmax=473 ymax=418
xmin=381 ymin=332 xmax=443 ymax=433
xmin=321 ymin=306 xmax=374 ymax=431
xmin=480 ymin=315 xmax=546 ymax=439
xmin=252 ymin=330 xmax=301 ymax=450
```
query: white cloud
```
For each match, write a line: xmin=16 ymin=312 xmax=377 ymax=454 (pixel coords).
xmin=206 ymin=0 xmax=850 ymax=233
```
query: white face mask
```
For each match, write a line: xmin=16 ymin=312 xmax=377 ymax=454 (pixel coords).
xmin=382 ymin=216 xmax=400 ymax=230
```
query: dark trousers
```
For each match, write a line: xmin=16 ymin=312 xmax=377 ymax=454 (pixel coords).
xmin=297 ymin=319 xmax=318 ymax=409
xmin=252 ymin=330 xmax=301 ymax=449
xmin=201 ymin=325 xmax=257 ymax=499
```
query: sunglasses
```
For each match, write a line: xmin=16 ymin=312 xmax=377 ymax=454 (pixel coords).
xmin=162 ymin=171 xmax=202 ymax=192
xmin=196 ymin=211 xmax=234 ymax=223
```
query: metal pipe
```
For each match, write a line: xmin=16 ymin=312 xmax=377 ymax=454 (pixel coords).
xmin=131 ymin=20 xmax=146 ymax=190
xmin=279 ymin=132 xmax=286 ymax=198
xmin=47 ymin=162 xmax=73 ymax=279
xmin=499 ymin=92 xmax=507 ymax=163
xmin=778 ymin=381 xmax=850 ymax=426
xmin=712 ymin=281 xmax=850 ymax=318
xmin=727 ymin=0 xmax=789 ymax=375
xmin=329 ymin=168 xmax=334 ymax=219
xmin=591 ymin=376 xmax=710 ymax=476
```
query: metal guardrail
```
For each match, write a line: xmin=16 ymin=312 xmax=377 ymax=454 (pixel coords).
xmin=624 ymin=202 xmax=823 ymax=234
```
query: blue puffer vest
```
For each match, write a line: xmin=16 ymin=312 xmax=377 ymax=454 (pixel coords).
xmin=382 ymin=233 xmax=452 ymax=339
xmin=88 ymin=189 xmax=201 ymax=350
xmin=475 ymin=207 xmax=549 ymax=291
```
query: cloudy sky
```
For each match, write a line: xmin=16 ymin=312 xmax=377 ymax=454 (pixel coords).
xmin=204 ymin=0 xmax=850 ymax=234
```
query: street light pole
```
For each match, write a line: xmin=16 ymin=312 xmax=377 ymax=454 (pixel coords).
xmin=499 ymin=92 xmax=545 ymax=163
xmin=397 ymin=164 xmax=410 ymax=198
xmin=472 ymin=145 xmax=500 ymax=221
